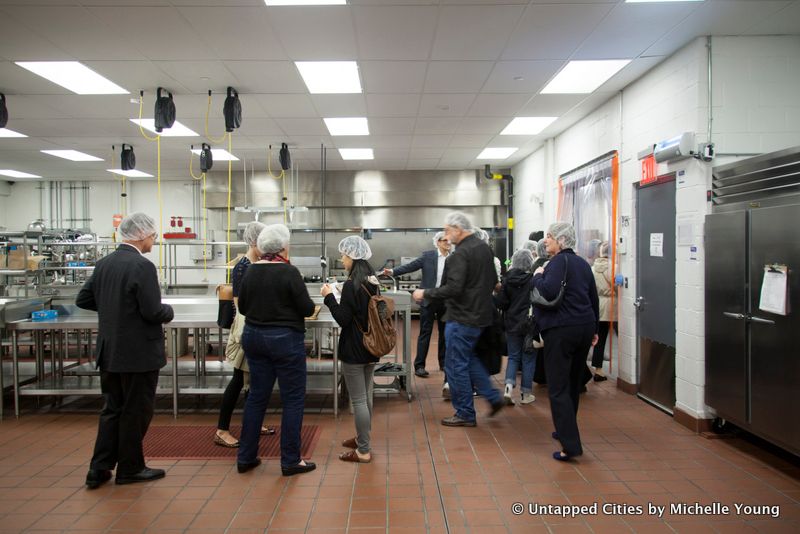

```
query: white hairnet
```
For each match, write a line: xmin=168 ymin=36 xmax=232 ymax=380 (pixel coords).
xmin=599 ymin=241 xmax=609 ymax=258
xmin=548 ymin=222 xmax=577 ymax=250
xmin=475 ymin=227 xmax=490 ymax=244
xmin=257 ymin=223 xmax=290 ymax=255
xmin=536 ymin=239 xmax=548 ymax=259
xmin=432 ymin=231 xmax=447 ymax=248
xmin=338 ymin=235 xmax=372 ymax=260
xmin=521 ymin=240 xmax=538 ymax=257
xmin=511 ymin=249 xmax=534 ymax=271
xmin=118 ymin=212 xmax=156 ymax=242
xmin=242 ymin=221 xmax=266 ymax=247
xmin=444 ymin=211 xmax=474 ymax=232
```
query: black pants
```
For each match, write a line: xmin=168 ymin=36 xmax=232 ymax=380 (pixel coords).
xmin=217 ymin=367 xmax=245 ymax=430
xmin=543 ymin=323 xmax=595 ymax=457
xmin=90 ymin=369 xmax=159 ymax=475
xmin=591 ymin=321 xmax=618 ymax=369
xmin=415 ymin=301 xmax=446 ymax=375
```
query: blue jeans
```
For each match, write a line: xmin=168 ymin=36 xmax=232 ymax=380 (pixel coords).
xmin=504 ymin=334 xmax=535 ymax=394
xmin=238 ymin=324 xmax=307 ymax=468
xmin=444 ymin=321 xmax=501 ymax=422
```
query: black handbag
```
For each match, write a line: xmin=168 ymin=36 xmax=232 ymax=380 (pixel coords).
xmin=531 ymin=254 xmax=568 ymax=310
xmin=216 ymin=284 xmax=235 ymax=329
xmin=522 ymin=304 xmax=543 ymax=353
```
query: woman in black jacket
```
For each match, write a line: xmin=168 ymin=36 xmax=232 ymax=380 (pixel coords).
xmin=321 ymin=236 xmax=379 ymax=463
xmin=495 ymin=249 xmax=536 ymax=406
xmin=532 ymin=222 xmax=599 ymax=462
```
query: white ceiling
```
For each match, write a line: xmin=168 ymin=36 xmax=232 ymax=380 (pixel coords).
xmin=0 ymin=0 xmax=798 ymax=179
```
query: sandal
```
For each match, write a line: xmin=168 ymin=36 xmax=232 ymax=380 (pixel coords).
xmin=261 ymin=426 xmax=276 ymax=435
xmin=213 ymin=433 xmax=239 ymax=448
xmin=339 ymin=450 xmax=371 ymax=463
xmin=341 ymin=437 xmax=357 ymax=449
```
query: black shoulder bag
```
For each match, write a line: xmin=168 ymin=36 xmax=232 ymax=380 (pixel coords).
xmin=530 ymin=254 xmax=568 ymax=310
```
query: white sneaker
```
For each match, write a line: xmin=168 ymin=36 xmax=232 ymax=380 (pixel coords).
xmin=519 ymin=392 xmax=536 ymax=405
xmin=442 ymin=382 xmax=451 ymax=400
xmin=503 ymin=384 xmax=515 ymax=405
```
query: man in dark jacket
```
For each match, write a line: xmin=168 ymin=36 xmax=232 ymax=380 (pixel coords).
xmin=383 ymin=231 xmax=452 ymax=378
xmin=77 ymin=213 xmax=174 ymax=489
xmin=413 ymin=212 xmax=504 ymax=427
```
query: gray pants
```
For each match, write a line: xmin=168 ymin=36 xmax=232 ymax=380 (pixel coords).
xmin=341 ymin=362 xmax=375 ymax=454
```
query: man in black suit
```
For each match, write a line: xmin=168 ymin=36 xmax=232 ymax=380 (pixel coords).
xmin=77 ymin=212 xmax=174 ymax=489
xmin=383 ymin=232 xmax=452 ymax=382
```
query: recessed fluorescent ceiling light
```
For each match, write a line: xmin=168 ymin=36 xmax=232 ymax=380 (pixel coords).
xmin=41 ymin=150 xmax=103 ymax=162
xmin=626 ymin=1 xmax=703 ymax=3
xmin=15 ymin=61 xmax=128 ymax=95
xmin=500 ymin=117 xmax=558 ymax=136
xmin=0 ymin=169 xmax=42 ymax=178
xmin=265 ymin=0 xmax=345 ymax=4
xmin=130 ymin=118 xmax=199 ymax=137
xmin=339 ymin=148 xmax=373 ymax=160
xmin=541 ymin=60 xmax=631 ymax=94
xmin=0 ymin=128 xmax=28 ymax=138
xmin=477 ymin=147 xmax=518 ymax=160
xmin=324 ymin=117 xmax=369 ymax=136
xmin=190 ymin=148 xmax=239 ymax=161
xmin=296 ymin=61 xmax=362 ymax=94
xmin=107 ymin=169 xmax=153 ymax=178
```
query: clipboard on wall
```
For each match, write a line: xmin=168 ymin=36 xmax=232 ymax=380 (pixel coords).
xmin=758 ymin=264 xmax=789 ymax=316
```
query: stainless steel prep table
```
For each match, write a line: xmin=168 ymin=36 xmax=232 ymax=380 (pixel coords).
xmin=4 ymin=293 xmax=412 ymax=418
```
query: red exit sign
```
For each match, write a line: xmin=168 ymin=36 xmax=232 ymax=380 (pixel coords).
xmin=641 ymin=155 xmax=657 ymax=185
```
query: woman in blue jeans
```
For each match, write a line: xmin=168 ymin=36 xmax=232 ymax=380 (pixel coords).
xmin=236 ymin=224 xmax=317 ymax=476
xmin=495 ymin=248 xmax=536 ymax=406
xmin=321 ymin=236 xmax=380 ymax=463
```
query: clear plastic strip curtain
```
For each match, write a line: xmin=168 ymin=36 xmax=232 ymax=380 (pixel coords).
xmin=556 ymin=151 xmax=619 ymax=370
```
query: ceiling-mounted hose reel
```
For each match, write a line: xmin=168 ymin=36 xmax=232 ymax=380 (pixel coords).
xmin=200 ymin=143 xmax=213 ymax=172
xmin=279 ymin=142 xmax=291 ymax=171
xmin=0 ymin=93 xmax=8 ymax=128
xmin=121 ymin=144 xmax=136 ymax=171
xmin=154 ymin=87 xmax=176 ymax=133
xmin=223 ymin=86 xmax=242 ymax=132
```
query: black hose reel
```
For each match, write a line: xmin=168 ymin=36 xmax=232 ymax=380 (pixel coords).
xmin=200 ymin=143 xmax=213 ymax=172
xmin=0 ymin=93 xmax=8 ymax=129
xmin=223 ymin=86 xmax=242 ymax=132
xmin=154 ymin=87 xmax=176 ymax=133
xmin=121 ymin=144 xmax=136 ymax=171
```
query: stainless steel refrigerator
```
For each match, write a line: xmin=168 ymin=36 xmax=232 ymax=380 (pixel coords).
xmin=705 ymin=146 xmax=800 ymax=457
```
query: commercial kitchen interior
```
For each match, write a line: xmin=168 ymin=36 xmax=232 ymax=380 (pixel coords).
xmin=1 ymin=0 xmax=799 ymax=532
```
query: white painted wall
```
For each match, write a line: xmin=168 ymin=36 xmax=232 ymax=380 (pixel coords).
xmin=0 ymin=181 xmax=9 ymax=229
xmin=512 ymin=35 xmax=800 ymax=420
xmin=510 ymin=146 xmax=547 ymax=248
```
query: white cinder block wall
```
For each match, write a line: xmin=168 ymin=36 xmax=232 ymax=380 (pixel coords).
xmin=513 ymin=35 xmax=800 ymax=421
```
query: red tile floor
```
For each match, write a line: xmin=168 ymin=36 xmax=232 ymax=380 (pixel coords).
xmin=1 ymin=334 xmax=799 ymax=533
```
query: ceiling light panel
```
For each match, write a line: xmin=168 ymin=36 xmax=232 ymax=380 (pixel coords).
xmin=500 ymin=117 xmax=558 ymax=136
xmin=295 ymin=61 xmax=362 ymax=94
xmin=476 ymin=147 xmax=518 ymax=160
xmin=0 ymin=169 xmax=42 ymax=179
xmin=339 ymin=148 xmax=373 ymax=160
xmin=107 ymin=169 xmax=153 ymax=178
xmin=541 ymin=60 xmax=631 ymax=94
xmin=41 ymin=150 xmax=103 ymax=162
xmin=265 ymin=0 xmax=346 ymax=4
xmin=15 ymin=61 xmax=128 ymax=95
xmin=130 ymin=119 xmax=199 ymax=137
xmin=0 ymin=128 xmax=28 ymax=138
xmin=626 ymin=1 xmax=703 ymax=3
xmin=190 ymin=148 xmax=239 ymax=161
xmin=324 ymin=117 xmax=369 ymax=136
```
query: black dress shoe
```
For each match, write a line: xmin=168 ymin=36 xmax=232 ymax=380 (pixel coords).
xmin=115 ymin=467 xmax=165 ymax=485
xmin=414 ymin=368 xmax=429 ymax=378
xmin=85 ymin=469 xmax=112 ymax=490
xmin=237 ymin=458 xmax=261 ymax=473
xmin=281 ymin=461 xmax=316 ymax=476
xmin=489 ymin=399 xmax=505 ymax=417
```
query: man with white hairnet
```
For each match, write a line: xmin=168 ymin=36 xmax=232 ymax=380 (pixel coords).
xmin=413 ymin=212 xmax=504 ymax=426
xmin=382 ymin=231 xmax=452 ymax=383
xmin=77 ymin=212 xmax=174 ymax=489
